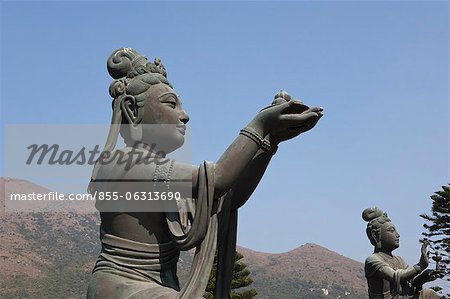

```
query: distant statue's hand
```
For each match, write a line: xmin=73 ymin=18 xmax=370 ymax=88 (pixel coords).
xmin=429 ymin=269 xmax=444 ymax=281
xmin=418 ymin=240 xmax=430 ymax=270
xmin=411 ymin=269 xmax=442 ymax=290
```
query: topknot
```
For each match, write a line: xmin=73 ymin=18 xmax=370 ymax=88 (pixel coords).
xmin=107 ymin=48 xmax=168 ymax=80
xmin=362 ymin=207 xmax=385 ymax=222
xmin=107 ymin=48 xmax=142 ymax=79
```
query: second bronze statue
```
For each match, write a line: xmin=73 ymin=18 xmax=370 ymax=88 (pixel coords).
xmin=363 ymin=207 xmax=442 ymax=299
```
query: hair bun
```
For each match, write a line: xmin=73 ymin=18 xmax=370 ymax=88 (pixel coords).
xmin=362 ymin=207 xmax=384 ymax=222
xmin=107 ymin=48 xmax=142 ymax=79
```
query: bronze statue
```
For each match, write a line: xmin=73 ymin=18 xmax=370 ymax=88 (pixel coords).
xmin=363 ymin=207 xmax=441 ymax=299
xmin=86 ymin=48 xmax=323 ymax=299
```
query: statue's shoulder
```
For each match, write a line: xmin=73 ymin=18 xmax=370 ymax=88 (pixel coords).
xmin=365 ymin=253 xmax=383 ymax=264
xmin=365 ymin=253 xmax=390 ymax=276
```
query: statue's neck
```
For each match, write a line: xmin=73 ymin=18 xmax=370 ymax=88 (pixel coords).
xmin=375 ymin=248 xmax=393 ymax=256
xmin=125 ymin=141 xmax=159 ymax=153
xmin=132 ymin=142 xmax=156 ymax=151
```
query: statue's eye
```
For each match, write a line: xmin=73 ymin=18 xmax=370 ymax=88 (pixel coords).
xmin=160 ymin=95 xmax=177 ymax=109
xmin=164 ymin=101 xmax=176 ymax=109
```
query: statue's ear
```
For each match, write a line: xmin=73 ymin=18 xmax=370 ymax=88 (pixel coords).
xmin=371 ymin=230 xmax=381 ymax=249
xmin=121 ymin=95 xmax=139 ymax=125
xmin=370 ymin=230 xmax=377 ymax=242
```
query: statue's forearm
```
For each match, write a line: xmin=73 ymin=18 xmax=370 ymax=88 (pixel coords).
xmin=214 ymin=134 xmax=264 ymax=198
xmin=379 ymin=265 xmax=423 ymax=283
xmin=397 ymin=265 xmax=423 ymax=282
xmin=411 ymin=269 xmax=434 ymax=290
xmin=228 ymin=149 xmax=273 ymax=209
xmin=213 ymin=119 xmax=270 ymax=198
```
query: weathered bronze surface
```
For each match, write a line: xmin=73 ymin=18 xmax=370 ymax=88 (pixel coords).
xmin=87 ymin=48 xmax=323 ymax=299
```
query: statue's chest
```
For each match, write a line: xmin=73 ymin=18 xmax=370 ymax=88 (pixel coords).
xmin=382 ymin=255 xmax=405 ymax=271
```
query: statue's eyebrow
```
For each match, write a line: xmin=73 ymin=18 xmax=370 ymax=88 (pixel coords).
xmin=158 ymin=92 xmax=178 ymax=101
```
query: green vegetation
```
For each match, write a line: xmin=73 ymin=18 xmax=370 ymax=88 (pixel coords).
xmin=420 ymin=184 xmax=450 ymax=298
xmin=204 ymin=251 xmax=257 ymax=299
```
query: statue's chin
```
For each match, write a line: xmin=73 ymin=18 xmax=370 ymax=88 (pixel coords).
xmin=154 ymin=138 xmax=185 ymax=155
xmin=385 ymin=244 xmax=400 ymax=252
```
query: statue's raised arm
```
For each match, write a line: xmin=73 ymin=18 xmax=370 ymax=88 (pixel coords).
xmin=362 ymin=207 xmax=441 ymax=299
xmin=87 ymin=48 xmax=323 ymax=299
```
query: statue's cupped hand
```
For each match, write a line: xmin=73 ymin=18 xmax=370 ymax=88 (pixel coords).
xmin=255 ymin=97 xmax=323 ymax=143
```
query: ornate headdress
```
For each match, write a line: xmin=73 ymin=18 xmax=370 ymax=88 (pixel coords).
xmin=107 ymin=47 xmax=167 ymax=80
xmin=89 ymin=48 xmax=170 ymax=185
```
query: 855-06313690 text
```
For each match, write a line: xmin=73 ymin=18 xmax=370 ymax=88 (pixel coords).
xmin=8 ymin=191 xmax=181 ymax=201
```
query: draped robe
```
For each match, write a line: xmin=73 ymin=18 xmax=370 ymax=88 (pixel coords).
xmin=87 ymin=156 xmax=238 ymax=299
xmin=365 ymin=252 xmax=440 ymax=299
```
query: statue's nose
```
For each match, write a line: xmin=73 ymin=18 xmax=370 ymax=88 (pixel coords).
xmin=179 ymin=109 xmax=189 ymax=124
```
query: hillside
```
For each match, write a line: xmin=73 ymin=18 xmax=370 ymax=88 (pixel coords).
xmin=0 ymin=178 xmax=366 ymax=298
xmin=0 ymin=178 xmax=100 ymax=298
xmin=237 ymin=244 xmax=366 ymax=298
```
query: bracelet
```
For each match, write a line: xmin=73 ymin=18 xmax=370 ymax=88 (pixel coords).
xmin=413 ymin=264 xmax=423 ymax=273
xmin=240 ymin=127 xmax=273 ymax=153
xmin=264 ymin=137 xmax=278 ymax=155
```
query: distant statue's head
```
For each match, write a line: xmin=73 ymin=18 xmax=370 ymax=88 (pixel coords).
xmin=105 ymin=48 xmax=189 ymax=152
xmin=363 ymin=207 xmax=400 ymax=252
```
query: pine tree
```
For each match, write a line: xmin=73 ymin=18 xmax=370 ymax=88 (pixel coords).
xmin=420 ymin=184 xmax=450 ymax=294
xmin=204 ymin=251 xmax=258 ymax=299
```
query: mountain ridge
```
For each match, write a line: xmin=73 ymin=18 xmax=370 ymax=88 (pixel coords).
xmin=0 ymin=177 xmax=366 ymax=298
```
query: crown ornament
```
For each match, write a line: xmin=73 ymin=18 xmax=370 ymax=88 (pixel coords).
xmin=107 ymin=47 xmax=168 ymax=80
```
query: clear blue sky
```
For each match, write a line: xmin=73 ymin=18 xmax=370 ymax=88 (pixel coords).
xmin=1 ymin=0 xmax=448 ymax=277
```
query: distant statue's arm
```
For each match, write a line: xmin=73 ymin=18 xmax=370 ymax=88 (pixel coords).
xmin=376 ymin=243 xmax=430 ymax=284
xmin=410 ymin=241 xmax=440 ymax=289
xmin=376 ymin=263 xmax=423 ymax=283
xmin=410 ymin=269 xmax=440 ymax=290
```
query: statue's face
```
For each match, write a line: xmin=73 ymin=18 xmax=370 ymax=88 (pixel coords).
xmin=379 ymin=222 xmax=400 ymax=251
xmin=139 ymin=83 xmax=190 ymax=153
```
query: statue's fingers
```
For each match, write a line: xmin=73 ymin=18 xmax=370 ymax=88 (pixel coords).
xmin=421 ymin=242 xmax=427 ymax=250
xmin=305 ymin=106 xmax=324 ymax=113
xmin=280 ymin=111 xmax=319 ymax=125
xmin=297 ymin=112 xmax=323 ymax=131
xmin=270 ymin=99 xmax=299 ymax=113
xmin=278 ymin=100 xmax=310 ymax=115
xmin=285 ymin=105 xmax=323 ymax=116
xmin=305 ymin=108 xmax=324 ymax=120
xmin=284 ymin=117 xmax=321 ymax=135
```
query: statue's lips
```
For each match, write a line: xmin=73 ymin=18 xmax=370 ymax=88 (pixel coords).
xmin=177 ymin=125 xmax=186 ymax=135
